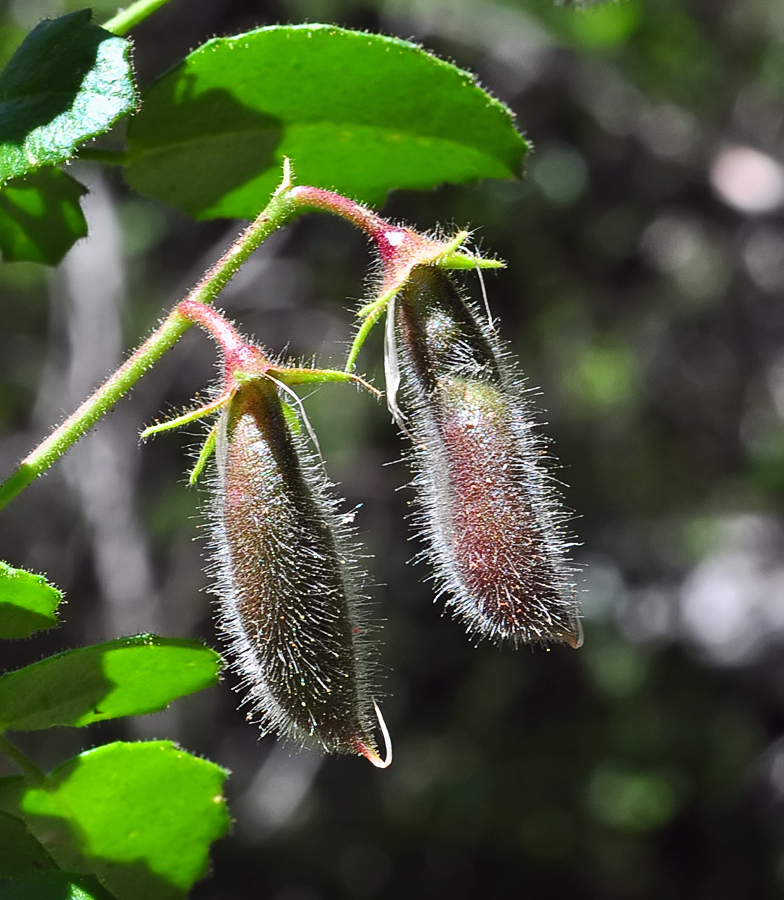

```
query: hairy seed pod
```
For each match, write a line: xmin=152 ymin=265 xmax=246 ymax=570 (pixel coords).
xmin=210 ymin=376 xmax=380 ymax=756
xmin=393 ymin=266 xmax=582 ymax=647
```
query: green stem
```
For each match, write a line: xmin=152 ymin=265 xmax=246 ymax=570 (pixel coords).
xmin=0 ymin=734 xmax=46 ymax=783
xmin=0 ymin=164 xmax=416 ymax=512
xmin=0 ymin=171 xmax=304 ymax=513
xmin=345 ymin=294 xmax=390 ymax=373
xmin=103 ymin=0 xmax=175 ymax=34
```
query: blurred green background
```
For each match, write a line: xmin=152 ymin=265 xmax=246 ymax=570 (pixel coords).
xmin=3 ymin=0 xmax=784 ymax=896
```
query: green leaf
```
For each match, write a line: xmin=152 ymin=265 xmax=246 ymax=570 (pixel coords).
xmin=0 ymin=169 xmax=87 ymax=265
xmin=125 ymin=24 xmax=527 ymax=218
xmin=0 ymin=742 xmax=229 ymax=900
xmin=0 ymin=871 xmax=116 ymax=900
xmin=0 ymin=810 xmax=58 ymax=877
xmin=0 ymin=636 xmax=222 ymax=731
xmin=0 ymin=562 xmax=62 ymax=640
xmin=0 ymin=10 xmax=137 ymax=185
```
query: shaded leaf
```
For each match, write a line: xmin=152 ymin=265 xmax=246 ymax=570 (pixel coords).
xmin=0 ymin=562 xmax=62 ymax=640
xmin=0 ymin=742 xmax=229 ymax=900
xmin=125 ymin=24 xmax=527 ymax=218
xmin=0 ymin=169 xmax=87 ymax=265
xmin=0 ymin=871 xmax=117 ymax=900
xmin=0 ymin=10 xmax=137 ymax=185
xmin=0 ymin=810 xmax=57 ymax=877
xmin=0 ymin=635 xmax=222 ymax=731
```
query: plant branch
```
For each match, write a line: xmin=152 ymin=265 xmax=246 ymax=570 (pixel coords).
xmin=103 ymin=0 xmax=175 ymax=35
xmin=0 ymin=734 xmax=46 ymax=783
xmin=287 ymin=186 xmax=501 ymax=371
xmin=288 ymin=186 xmax=390 ymax=242
xmin=0 ymin=168 xmax=304 ymax=512
xmin=0 ymin=164 xmax=430 ymax=512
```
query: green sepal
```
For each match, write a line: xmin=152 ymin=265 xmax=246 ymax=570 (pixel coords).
xmin=189 ymin=426 xmax=217 ymax=485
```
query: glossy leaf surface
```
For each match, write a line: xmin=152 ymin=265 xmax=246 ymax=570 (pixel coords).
xmin=0 ymin=563 xmax=62 ymax=640
xmin=125 ymin=24 xmax=527 ymax=218
xmin=0 ymin=10 xmax=136 ymax=184
xmin=0 ymin=636 xmax=221 ymax=731
xmin=0 ymin=742 xmax=229 ymax=900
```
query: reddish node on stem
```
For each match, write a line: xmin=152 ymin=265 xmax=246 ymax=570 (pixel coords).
xmin=177 ymin=299 xmax=267 ymax=382
xmin=289 ymin=186 xmax=451 ymax=299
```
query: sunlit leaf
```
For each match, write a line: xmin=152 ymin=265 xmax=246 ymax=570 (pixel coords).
xmin=0 ymin=742 xmax=229 ymax=900
xmin=0 ymin=562 xmax=62 ymax=640
xmin=0 ymin=168 xmax=87 ymax=265
xmin=125 ymin=24 xmax=527 ymax=218
xmin=0 ymin=10 xmax=137 ymax=184
xmin=0 ymin=636 xmax=222 ymax=731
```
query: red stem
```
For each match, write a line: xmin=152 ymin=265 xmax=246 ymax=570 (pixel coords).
xmin=289 ymin=186 xmax=419 ymax=271
xmin=177 ymin=300 xmax=261 ymax=379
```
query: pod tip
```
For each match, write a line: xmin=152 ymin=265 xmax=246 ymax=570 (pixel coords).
xmin=357 ymin=699 xmax=393 ymax=768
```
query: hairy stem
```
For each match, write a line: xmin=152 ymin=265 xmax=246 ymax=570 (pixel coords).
xmin=0 ymin=170 xmax=303 ymax=512
xmin=288 ymin=186 xmax=390 ymax=242
xmin=103 ymin=0 xmax=175 ymax=34
xmin=0 ymin=167 xmax=419 ymax=512
xmin=288 ymin=187 xmax=498 ymax=371
xmin=0 ymin=733 xmax=46 ymax=783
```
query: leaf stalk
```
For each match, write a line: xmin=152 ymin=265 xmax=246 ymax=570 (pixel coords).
xmin=0 ymin=733 xmax=46 ymax=783
xmin=103 ymin=0 xmax=176 ymax=35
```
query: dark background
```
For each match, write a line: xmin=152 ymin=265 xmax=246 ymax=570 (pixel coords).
xmin=3 ymin=0 xmax=784 ymax=896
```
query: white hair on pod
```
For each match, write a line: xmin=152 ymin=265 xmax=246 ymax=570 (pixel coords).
xmin=205 ymin=376 xmax=387 ymax=760
xmin=391 ymin=267 xmax=582 ymax=648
